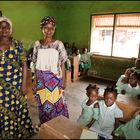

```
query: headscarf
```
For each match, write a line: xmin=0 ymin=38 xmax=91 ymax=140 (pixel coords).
xmin=0 ymin=16 xmax=12 ymax=35
xmin=40 ymin=16 xmax=56 ymax=29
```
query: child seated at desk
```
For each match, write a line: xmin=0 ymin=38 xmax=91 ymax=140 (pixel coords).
xmin=116 ymin=72 xmax=140 ymax=98
xmin=116 ymin=58 xmax=140 ymax=95
xmin=131 ymin=58 xmax=140 ymax=74
xmin=79 ymin=48 xmax=91 ymax=76
xmin=116 ymin=68 xmax=133 ymax=86
xmin=114 ymin=108 xmax=140 ymax=139
xmin=116 ymin=68 xmax=133 ymax=94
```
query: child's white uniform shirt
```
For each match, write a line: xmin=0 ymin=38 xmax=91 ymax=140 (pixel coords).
xmin=116 ymin=75 xmax=127 ymax=94
xmin=116 ymin=75 xmax=125 ymax=87
xmin=93 ymin=100 xmax=123 ymax=135
xmin=125 ymin=84 xmax=140 ymax=97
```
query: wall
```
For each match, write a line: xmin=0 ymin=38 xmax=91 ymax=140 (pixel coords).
xmin=1 ymin=1 xmax=140 ymax=49
xmin=0 ymin=1 xmax=140 ymax=80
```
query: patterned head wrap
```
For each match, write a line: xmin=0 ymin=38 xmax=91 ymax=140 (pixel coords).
xmin=0 ymin=16 xmax=12 ymax=35
xmin=40 ymin=16 xmax=56 ymax=29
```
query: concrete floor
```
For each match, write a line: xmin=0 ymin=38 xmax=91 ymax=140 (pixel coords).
xmin=64 ymin=76 xmax=115 ymax=122
xmin=27 ymin=71 xmax=140 ymax=139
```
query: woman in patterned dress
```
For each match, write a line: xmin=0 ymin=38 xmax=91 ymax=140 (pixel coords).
xmin=32 ymin=16 xmax=69 ymax=124
xmin=0 ymin=16 xmax=34 ymax=138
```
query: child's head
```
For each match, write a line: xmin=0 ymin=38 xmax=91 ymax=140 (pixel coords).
xmin=76 ymin=48 xmax=80 ymax=55
xmin=129 ymin=72 xmax=140 ymax=87
xmin=86 ymin=84 xmax=99 ymax=102
xmin=135 ymin=58 xmax=140 ymax=69
xmin=82 ymin=48 xmax=88 ymax=54
xmin=64 ymin=42 xmax=70 ymax=48
xmin=0 ymin=36 xmax=12 ymax=47
xmin=124 ymin=68 xmax=134 ymax=78
xmin=104 ymin=86 xmax=118 ymax=107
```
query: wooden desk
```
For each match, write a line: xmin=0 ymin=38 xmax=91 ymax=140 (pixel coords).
xmin=69 ymin=55 xmax=79 ymax=82
xmin=36 ymin=116 xmax=84 ymax=139
xmin=116 ymin=94 xmax=140 ymax=122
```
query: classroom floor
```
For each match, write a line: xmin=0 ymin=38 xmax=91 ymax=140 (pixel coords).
xmin=27 ymin=70 xmax=140 ymax=138
xmin=27 ymin=70 xmax=114 ymax=127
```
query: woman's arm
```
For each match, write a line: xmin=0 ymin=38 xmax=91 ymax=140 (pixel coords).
xmin=58 ymin=41 xmax=68 ymax=89
xmin=18 ymin=41 xmax=28 ymax=95
xmin=61 ymin=62 xmax=66 ymax=89
xmin=21 ymin=61 xmax=28 ymax=95
xmin=32 ymin=41 xmax=39 ymax=92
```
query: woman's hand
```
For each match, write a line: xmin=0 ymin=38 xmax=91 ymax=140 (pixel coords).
xmin=32 ymin=79 xmax=37 ymax=92
xmin=62 ymin=78 xmax=66 ymax=89
xmin=21 ymin=61 xmax=28 ymax=95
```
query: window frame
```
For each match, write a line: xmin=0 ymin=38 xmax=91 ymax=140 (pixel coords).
xmin=89 ymin=12 xmax=140 ymax=59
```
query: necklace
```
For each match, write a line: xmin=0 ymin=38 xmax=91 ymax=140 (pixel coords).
xmin=0 ymin=48 xmax=5 ymax=61
xmin=0 ymin=45 xmax=12 ymax=62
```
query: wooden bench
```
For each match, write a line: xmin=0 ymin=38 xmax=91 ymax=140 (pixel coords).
xmin=69 ymin=55 xmax=79 ymax=82
xmin=65 ymin=70 xmax=72 ymax=85
xmin=117 ymin=94 xmax=140 ymax=122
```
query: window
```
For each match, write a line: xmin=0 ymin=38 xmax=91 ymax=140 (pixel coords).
xmin=90 ymin=13 xmax=140 ymax=58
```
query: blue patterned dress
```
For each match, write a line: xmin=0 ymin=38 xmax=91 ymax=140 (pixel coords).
xmin=0 ymin=39 xmax=34 ymax=138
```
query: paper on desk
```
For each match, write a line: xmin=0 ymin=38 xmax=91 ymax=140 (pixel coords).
xmin=89 ymin=127 xmax=113 ymax=139
xmin=80 ymin=128 xmax=98 ymax=139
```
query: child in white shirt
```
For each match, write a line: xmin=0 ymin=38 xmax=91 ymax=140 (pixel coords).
xmin=116 ymin=68 xmax=133 ymax=94
xmin=131 ymin=58 xmax=140 ymax=73
xmin=122 ymin=72 xmax=140 ymax=98
xmin=92 ymin=86 xmax=123 ymax=135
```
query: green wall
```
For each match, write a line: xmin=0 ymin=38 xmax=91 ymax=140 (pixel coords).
xmin=0 ymin=1 xmax=140 ymax=81
xmin=1 ymin=1 xmax=140 ymax=50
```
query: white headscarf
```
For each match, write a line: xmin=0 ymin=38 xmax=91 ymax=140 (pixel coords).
xmin=0 ymin=16 xmax=12 ymax=35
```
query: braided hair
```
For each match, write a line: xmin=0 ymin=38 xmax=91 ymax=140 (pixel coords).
xmin=104 ymin=85 xmax=118 ymax=99
xmin=86 ymin=84 xmax=99 ymax=97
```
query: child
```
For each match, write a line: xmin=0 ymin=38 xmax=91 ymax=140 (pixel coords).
xmin=121 ymin=72 xmax=140 ymax=98
xmin=114 ymin=108 xmax=140 ymax=139
xmin=77 ymin=84 xmax=99 ymax=128
xmin=131 ymin=58 xmax=140 ymax=73
xmin=79 ymin=48 xmax=91 ymax=76
xmin=64 ymin=58 xmax=71 ymax=71
xmin=92 ymin=86 xmax=123 ymax=135
xmin=73 ymin=48 xmax=81 ymax=60
xmin=116 ymin=68 xmax=133 ymax=94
